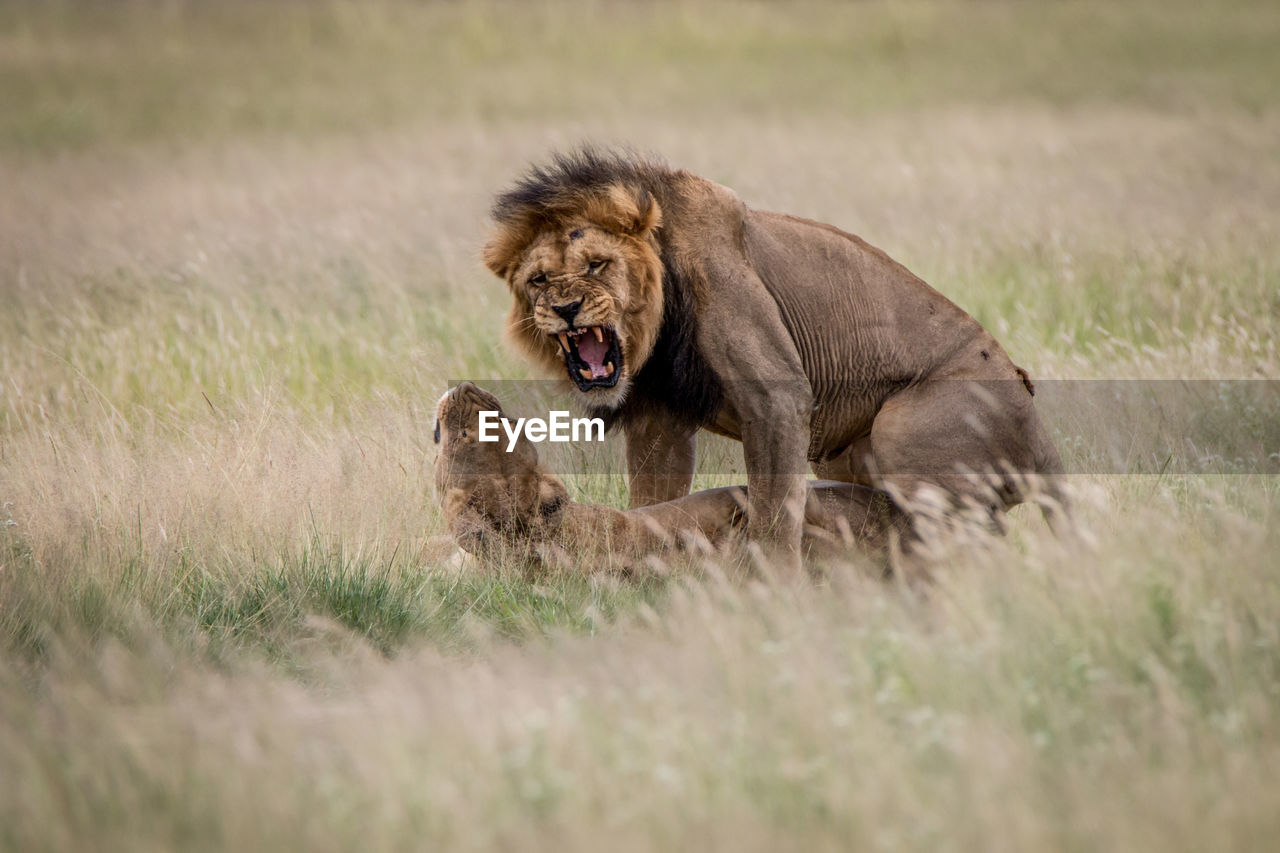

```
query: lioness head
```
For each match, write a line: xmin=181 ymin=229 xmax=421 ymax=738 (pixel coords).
xmin=483 ymin=150 xmax=666 ymax=410
xmin=433 ymin=382 xmax=568 ymax=550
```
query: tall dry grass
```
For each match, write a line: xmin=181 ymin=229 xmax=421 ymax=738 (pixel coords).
xmin=3 ymin=490 xmax=1278 ymax=851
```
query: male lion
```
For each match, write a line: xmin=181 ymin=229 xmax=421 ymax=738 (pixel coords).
xmin=433 ymin=382 xmax=903 ymax=575
xmin=483 ymin=148 xmax=1065 ymax=564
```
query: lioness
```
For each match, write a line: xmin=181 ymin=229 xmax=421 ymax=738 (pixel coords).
xmin=433 ymin=382 xmax=903 ymax=575
xmin=483 ymin=149 xmax=1065 ymax=563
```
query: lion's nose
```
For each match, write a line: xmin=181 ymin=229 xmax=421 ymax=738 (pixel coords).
xmin=552 ymin=300 xmax=583 ymax=325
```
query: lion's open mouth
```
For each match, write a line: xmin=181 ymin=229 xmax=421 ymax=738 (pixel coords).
xmin=553 ymin=326 xmax=622 ymax=391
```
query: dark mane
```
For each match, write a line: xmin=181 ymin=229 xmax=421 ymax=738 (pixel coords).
xmin=491 ymin=147 xmax=668 ymax=224
xmin=592 ymin=245 xmax=725 ymax=433
xmin=630 ymin=251 xmax=726 ymax=427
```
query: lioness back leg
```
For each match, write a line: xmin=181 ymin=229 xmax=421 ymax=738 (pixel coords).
xmin=812 ymin=434 xmax=877 ymax=487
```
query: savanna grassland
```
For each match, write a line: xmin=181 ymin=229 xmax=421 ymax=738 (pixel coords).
xmin=2 ymin=1 xmax=1279 ymax=850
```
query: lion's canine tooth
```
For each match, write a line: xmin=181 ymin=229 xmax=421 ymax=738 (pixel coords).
xmin=579 ymin=368 xmax=593 ymax=380
xmin=593 ymin=327 xmax=604 ymax=343
xmin=557 ymin=332 xmax=570 ymax=352
xmin=605 ymin=362 xmax=615 ymax=376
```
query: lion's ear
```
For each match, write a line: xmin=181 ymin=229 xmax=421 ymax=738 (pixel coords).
xmin=627 ymin=187 xmax=662 ymax=237
xmin=591 ymin=185 xmax=662 ymax=238
xmin=635 ymin=190 xmax=662 ymax=237
xmin=483 ymin=222 xmax=531 ymax=281
xmin=482 ymin=236 xmax=516 ymax=280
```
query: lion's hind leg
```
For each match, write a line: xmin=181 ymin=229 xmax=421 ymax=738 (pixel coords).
xmin=864 ymin=379 xmax=1052 ymax=533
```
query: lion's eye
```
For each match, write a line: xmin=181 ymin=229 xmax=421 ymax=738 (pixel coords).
xmin=529 ymin=272 xmax=548 ymax=287
xmin=586 ymin=259 xmax=608 ymax=275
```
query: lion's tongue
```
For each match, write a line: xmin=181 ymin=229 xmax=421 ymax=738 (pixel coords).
xmin=577 ymin=335 xmax=610 ymax=379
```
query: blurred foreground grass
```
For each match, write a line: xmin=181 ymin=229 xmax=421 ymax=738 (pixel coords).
xmin=2 ymin=1 xmax=1279 ymax=850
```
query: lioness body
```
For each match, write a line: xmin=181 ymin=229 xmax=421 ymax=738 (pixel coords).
xmin=485 ymin=150 xmax=1064 ymax=563
xmin=433 ymin=383 xmax=903 ymax=575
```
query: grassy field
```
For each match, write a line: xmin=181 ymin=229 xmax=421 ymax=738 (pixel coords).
xmin=2 ymin=0 xmax=1279 ymax=849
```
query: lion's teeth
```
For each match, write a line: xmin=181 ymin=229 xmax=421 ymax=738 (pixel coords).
xmin=579 ymin=368 xmax=593 ymax=380
xmin=605 ymin=362 xmax=615 ymax=376
xmin=593 ymin=327 xmax=604 ymax=343
xmin=557 ymin=332 xmax=570 ymax=352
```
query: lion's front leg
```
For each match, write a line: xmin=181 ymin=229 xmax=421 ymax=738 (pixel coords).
xmin=624 ymin=410 xmax=698 ymax=508
xmin=738 ymin=389 xmax=810 ymax=572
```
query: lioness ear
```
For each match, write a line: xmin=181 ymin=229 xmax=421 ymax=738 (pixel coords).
xmin=535 ymin=475 xmax=569 ymax=524
xmin=441 ymin=488 xmax=471 ymax=524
